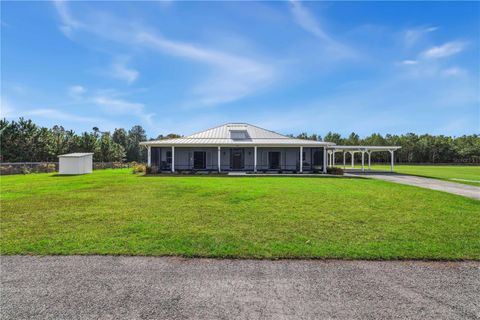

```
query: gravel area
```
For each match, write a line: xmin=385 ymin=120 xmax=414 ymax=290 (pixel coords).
xmin=1 ymin=256 xmax=479 ymax=319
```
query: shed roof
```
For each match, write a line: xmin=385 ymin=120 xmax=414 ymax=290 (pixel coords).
xmin=141 ymin=123 xmax=334 ymax=147
xmin=58 ymin=153 xmax=94 ymax=158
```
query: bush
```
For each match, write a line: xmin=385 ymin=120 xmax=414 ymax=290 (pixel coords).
xmin=145 ymin=165 xmax=158 ymax=174
xmin=132 ymin=163 xmax=146 ymax=174
xmin=20 ymin=167 xmax=31 ymax=175
xmin=327 ymin=167 xmax=344 ymax=175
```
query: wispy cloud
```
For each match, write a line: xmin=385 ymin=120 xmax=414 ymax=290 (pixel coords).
xmin=110 ymin=57 xmax=139 ymax=84
xmin=0 ymin=98 xmax=16 ymax=118
xmin=136 ymin=32 xmax=275 ymax=106
xmin=442 ymin=67 xmax=466 ymax=77
xmin=68 ymin=85 xmax=86 ymax=99
xmin=53 ymin=1 xmax=277 ymax=107
xmin=422 ymin=41 xmax=467 ymax=59
xmin=53 ymin=0 xmax=83 ymax=38
xmin=93 ymin=95 xmax=154 ymax=125
xmin=400 ymin=60 xmax=418 ymax=65
xmin=404 ymin=26 xmax=437 ymax=47
xmin=288 ymin=0 xmax=354 ymax=58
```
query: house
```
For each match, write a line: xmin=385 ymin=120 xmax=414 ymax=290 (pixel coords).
xmin=140 ymin=123 xmax=400 ymax=173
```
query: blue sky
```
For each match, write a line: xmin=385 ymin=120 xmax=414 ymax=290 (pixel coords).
xmin=1 ymin=1 xmax=479 ymax=137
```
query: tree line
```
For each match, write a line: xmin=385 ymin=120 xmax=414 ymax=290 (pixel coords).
xmin=290 ymin=132 xmax=480 ymax=163
xmin=1 ymin=118 xmax=478 ymax=163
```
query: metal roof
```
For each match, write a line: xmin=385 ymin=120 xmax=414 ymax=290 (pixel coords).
xmin=141 ymin=123 xmax=334 ymax=147
xmin=58 ymin=153 xmax=94 ymax=158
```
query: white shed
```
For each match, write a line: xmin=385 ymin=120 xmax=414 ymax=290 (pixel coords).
xmin=58 ymin=153 xmax=94 ymax=175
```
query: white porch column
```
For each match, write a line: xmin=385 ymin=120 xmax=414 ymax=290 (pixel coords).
xmin=147 ymin=146 xmax=151 ymax=166
xmin=217 ymin=146 xmax=221 ymax=173
xmin=390 ymin=150 xmax=394 ymax=172
xmin=332 ymin=151 xmax=336 ymax=167
xmin=343 ymin=152 xmax=346 ymax=169
xmin=299 ymin=146 xmax=303 ymax=173
xmin=368 ymin=151 xmax=371 ymax=170
xmin=171 ymin=146 xmax=175 ymax=173
xmin=254 ymin=146 xmax=257 ymax=173
xmin=361 ymin=151 xmax=365 ymax=172
xmin=323 ymin=147 xmax=327 ymax=173
xmin=350 ymin=151 xmax=355 ymax=168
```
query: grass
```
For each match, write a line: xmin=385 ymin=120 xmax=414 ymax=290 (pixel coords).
xmin=345 ymin=164 xmax=480 ymax=186
xmin=1 ymin=169 xmax=479 ymax=259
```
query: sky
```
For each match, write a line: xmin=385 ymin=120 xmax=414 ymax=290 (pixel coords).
xmin=1 ymin=1 xmax=479 ymax=138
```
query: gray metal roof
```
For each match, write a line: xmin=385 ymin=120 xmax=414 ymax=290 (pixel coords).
xmin=58 ymin=153 xmax=94 ymax=158
xmin=141 ymin=123 xmax=334 ymax=147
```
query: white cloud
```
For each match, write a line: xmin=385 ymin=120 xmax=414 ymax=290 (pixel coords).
xmin=1 ymin=98 xmax=15 ymax=118
xmin=442 ymin=67 xmax=466 ymax=77
xmin=289 ymin=0 xmax=330 ymax=42
xmin=111 ymin=58 xmax=139 ymax=84
xmin=401 ymin=60 xmax=418 ymax=65
xmin=26 ymin=108 xmax=101 ymax=123
xmin=53 ymin=0 xmax=83 ymax=38
xmin=53 ymin=1 xmax=277 ymax=107
xmin=404 ymin=26 xmax=437 ymax=47
xmin=93 ymin=96 xmax=154 ymax=125
xmin=422 ymin=41 xmax=467 ymax=59
xmin=288 ymin=0 xmax=355 ymax=59
xmin=136 ymin=32 xmax=276 ymax=106
xmin=68 ymin=85 xmax=86 ymax=98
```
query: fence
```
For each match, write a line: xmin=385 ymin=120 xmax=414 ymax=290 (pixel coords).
xmin=0 ymin=162 xmax=138 ymax=175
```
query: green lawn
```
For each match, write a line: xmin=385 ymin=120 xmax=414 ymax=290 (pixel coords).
xmin=1 ymin=169 xmax=479 ymax=259
xmin=347 ymin=164 xmax=480 ymax=186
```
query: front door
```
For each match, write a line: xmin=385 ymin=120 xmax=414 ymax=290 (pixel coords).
xmin=230 ymin=149 xmax=244 ymax=170
xmin=193 ymin=151 xmax=206 ymax=169
xmin=268 ymin=152 xmax=281 ymax=169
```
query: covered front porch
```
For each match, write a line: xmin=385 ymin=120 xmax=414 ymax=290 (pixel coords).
xmin=147 ymin=146 xmax=327 ymax=173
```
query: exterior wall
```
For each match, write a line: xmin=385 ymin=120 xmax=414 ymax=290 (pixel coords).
xmin=59 ymin=155 xmax=93 ymax=175
xmin=151 ymin=146 xmax=325 ymax=172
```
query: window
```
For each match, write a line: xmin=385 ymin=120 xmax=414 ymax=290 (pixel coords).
xmin=230 ymin=130 xmax=248 ymax=140
xmin=166 ymin=151 xmax=172 ymax=164
xmin=193 ymin=151 xmax=206 ymax=169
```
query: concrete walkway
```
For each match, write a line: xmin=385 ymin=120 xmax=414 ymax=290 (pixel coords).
xmin=347 ymin=172 xmax=480 ymax=200
xmin=1 ymin=256 xmax=479 ymax=319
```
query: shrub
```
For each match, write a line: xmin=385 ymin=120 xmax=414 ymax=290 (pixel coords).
xmin=132 ymin=164 xmax=146 ymax=174
xmin=327 ymin=167 xmax=344 ymax=175
xmin=20 ymin=166 xmax=31 ymax=175
xmin=145 ymin=165 xmax=158 ymax=174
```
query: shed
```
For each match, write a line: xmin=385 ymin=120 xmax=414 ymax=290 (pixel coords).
xmin=58 ymin=153 xmax=94 ymax=175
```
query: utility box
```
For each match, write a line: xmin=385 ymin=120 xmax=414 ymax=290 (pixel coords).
xmin=58 ymin=153 xmax=94 ymax=175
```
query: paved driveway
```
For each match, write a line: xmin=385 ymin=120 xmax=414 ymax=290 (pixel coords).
xmin=347 ymin=172 xmax=480 ymax=200
xmin=1 ymin=256 xmax=479 ymax=319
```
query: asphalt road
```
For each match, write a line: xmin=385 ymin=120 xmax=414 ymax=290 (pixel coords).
xmin=1 ymin=256 xmax=479 ymax=319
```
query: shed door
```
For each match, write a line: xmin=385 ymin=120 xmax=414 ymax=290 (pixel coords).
xmin=268 ymin=152 xmax=281 ymax=169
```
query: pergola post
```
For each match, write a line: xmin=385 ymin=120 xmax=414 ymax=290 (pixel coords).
xmin=367 ymin=151 xmax=371 ymax=170
xmin=254 ymin=146 xmax=257 ymax=173
xmin=350 ymin=151 xmax=355 ymax=169
xmin=299 ymin=146 xmax=303 ymax=173
xmin=217 ymin=146 xmax=221 ymax=173
xmin=390 ymin=150 xmax=394 ymax=172
xmin=332 ymin=151 xmax=336 ymax=167
xmin=343 ymin=152 xmax=346 ymax=169
xmin=147 ymin=146 xmax=151 ymax=166
xmin=323 ymin=147 xmax=327 ymax=173
xmin=171 ymin=146 xmax=175 ymax=173
xmin=361 ymin=151 xmax=365 ymax=172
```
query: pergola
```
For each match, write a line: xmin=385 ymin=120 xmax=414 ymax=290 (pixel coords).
xmin=326 ymin=146 xmax=401 ymax=172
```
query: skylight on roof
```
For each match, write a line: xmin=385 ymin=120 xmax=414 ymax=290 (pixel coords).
xmin=230 ymin=130 xmax=248 ymax=140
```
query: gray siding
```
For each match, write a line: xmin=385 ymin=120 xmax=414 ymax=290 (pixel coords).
xmin=152 ymin=146 xmax=324 ymax=171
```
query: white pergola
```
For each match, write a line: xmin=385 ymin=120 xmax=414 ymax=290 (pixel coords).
xmin=326 ymin=146 xmax=401 ymax=172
